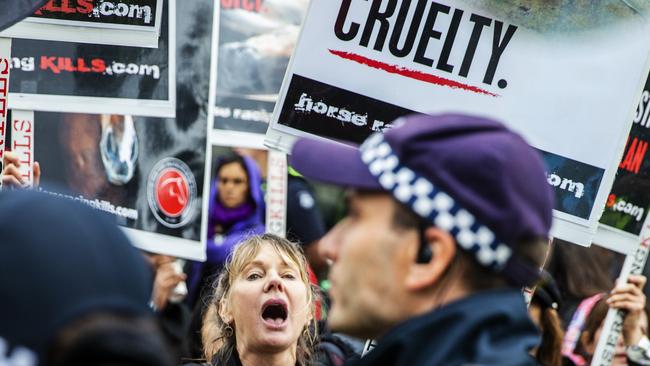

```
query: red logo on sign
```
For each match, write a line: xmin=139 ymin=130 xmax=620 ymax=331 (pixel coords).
xmin=155 ymin=168 xmax=189 ymax=218
xmin=148 ymin=158 xmax=197 ymax=228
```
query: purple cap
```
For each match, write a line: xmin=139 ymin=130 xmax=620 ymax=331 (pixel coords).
xmin=290 ymin=113 xmax=554 ymax=287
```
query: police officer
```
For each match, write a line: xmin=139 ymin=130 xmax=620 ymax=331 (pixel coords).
xmin=290 ymin=113 xmax=553 ymax=366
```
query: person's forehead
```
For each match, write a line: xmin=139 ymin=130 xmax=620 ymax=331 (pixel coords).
xmin=245 ymin=246 xmax=299 ymax=270
xmin=347 ymin=189 xmax=397 ymax=209
xmin=220 ymin=162 xmax=246 ymax=174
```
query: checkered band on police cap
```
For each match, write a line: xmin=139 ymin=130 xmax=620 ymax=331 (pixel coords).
xmin=360 ymin=132 xmax=512 ymax=270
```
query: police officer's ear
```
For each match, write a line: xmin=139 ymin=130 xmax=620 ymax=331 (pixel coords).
xmin=405 ymin=227 xmax=456 ymax=291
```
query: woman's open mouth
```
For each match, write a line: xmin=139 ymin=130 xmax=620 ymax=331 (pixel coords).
xmin=261 ymin=299 xmax=288 ymax=330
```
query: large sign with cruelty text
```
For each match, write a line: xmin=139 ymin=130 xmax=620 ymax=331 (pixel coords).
xmin=266 ymin=0 xmax=650 ymax=246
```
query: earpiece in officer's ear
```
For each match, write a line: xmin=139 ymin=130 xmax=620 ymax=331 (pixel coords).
xmin=416 ymin=223 xmax=433 ymax=264
xmin=416 ymin=240 xmax=433 ymax=263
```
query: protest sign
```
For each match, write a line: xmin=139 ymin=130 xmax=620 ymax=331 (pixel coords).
xmin=7 ymin=0 xmax=174 ymax=118
xmin=208 ymin=132 xmax=289 ymax=241
xmin=205 ymin=136 xmax=267 ymax=244
xmin=265 ymin=0 xmax=650 ymax=246
xmin=266 ymin=149 xmax=287 ymax=237
xmin=0 ymin=38 xmax=10 ymax=176
xmin=32 ymin=0 xmax=213 ymax=261
xmin=591 ymin=217 xmax=650 ymax=365
xmin=211 ymin=0 xmax=308 ymax=134
xmin=0 ymin=0 xmax=163 ymax=48
xmin=597 ymin=70 xmax=650 ymax=254
xmin=10 ymin=110 xmax=34 ymax=187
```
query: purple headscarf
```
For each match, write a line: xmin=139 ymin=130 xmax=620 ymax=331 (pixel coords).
xmin=187 ymin=154 xmax=265 ymax=304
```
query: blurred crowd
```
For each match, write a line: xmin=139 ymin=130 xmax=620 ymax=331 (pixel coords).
xmin=2 ymin=114 xmax=650 ymax=366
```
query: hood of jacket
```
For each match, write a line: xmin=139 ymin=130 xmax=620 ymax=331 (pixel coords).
xmin=0 ymin=189 xmax=154 ymax=365
xmin=207 ymin=155 xmax=265 ymax=239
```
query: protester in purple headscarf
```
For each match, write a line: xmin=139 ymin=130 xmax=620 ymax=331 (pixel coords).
xmin=187 ymin=153 xmax=265 ymax=307
xmin=183 ymin=153 xmax=266 ymax=359
xmin=207 ymin=154 xmax=265 ymax=258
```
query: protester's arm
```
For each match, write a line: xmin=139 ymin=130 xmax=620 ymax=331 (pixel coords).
xmin=2 ymin=151 xmax=40 ymax=188
xmin=152 ymin=261 xmax=186 ymax=311
xmin=146 ymin=254 xmax=187 ymax=311
xmin=608 ymin=275 xmax=647 ymax=346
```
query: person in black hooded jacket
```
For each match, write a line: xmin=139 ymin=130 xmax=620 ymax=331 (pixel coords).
xmin=0 ymin=189 xmax=173 ymax=366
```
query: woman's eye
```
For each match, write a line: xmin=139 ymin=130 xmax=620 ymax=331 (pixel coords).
xmin=247 ymin=273 xmax=262 ymax=280
xmin=282 ymin=273 xmax=296 ymax=280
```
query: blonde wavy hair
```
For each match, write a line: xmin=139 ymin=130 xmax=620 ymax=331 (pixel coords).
xmin=201 ymin=234 xmax=319 ymax=365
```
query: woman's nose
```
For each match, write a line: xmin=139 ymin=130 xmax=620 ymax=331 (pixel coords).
xmin=264 ymin=274 xmax=284 ymax=292
xmin=319 ymin=218 xmax=347 ymax=262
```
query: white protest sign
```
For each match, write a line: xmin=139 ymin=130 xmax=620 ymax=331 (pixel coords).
xmin=266 ymin=149 xmax=288 ymax=237
xmin=10 ymin=110 xmax=34 ymax=187
xmin=0 ymin=0 xmax=163 ymax=48
xmin=265 ymin=0 xmax=650 ymax=246
xmin=29 ymin=0 xmax=210 ymax=262
xmin=0 ymin=38 xmax=10 ymax=180
xmin=210 ymin=0 xmax=308 ymax=135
